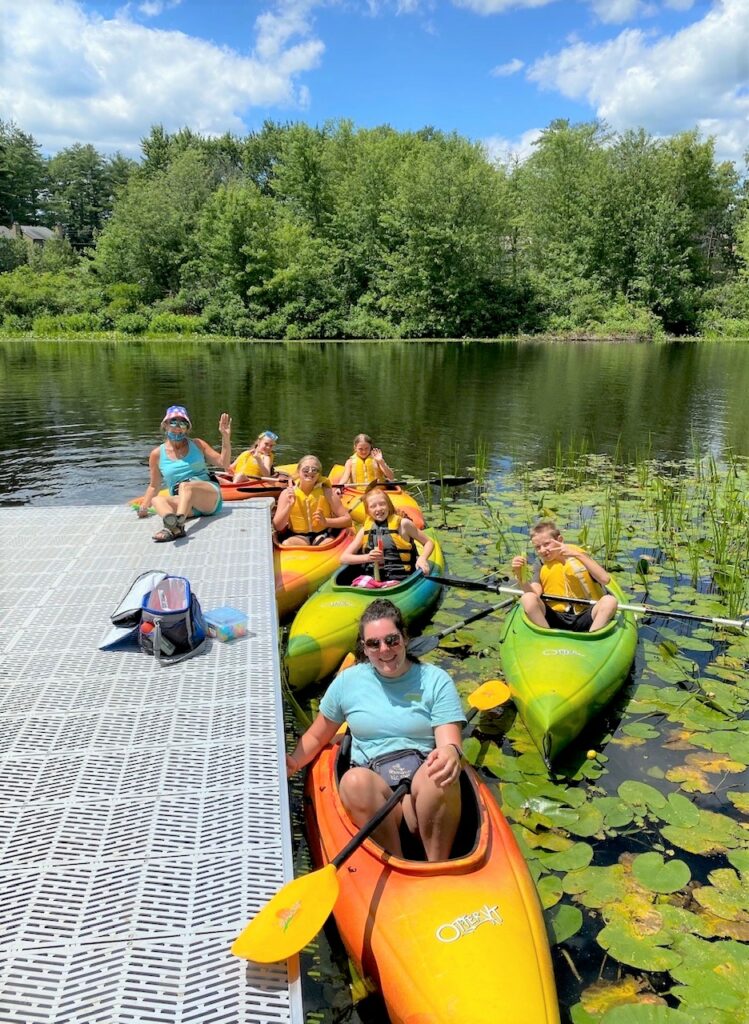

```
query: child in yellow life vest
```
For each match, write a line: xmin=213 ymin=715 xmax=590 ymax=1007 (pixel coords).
xmin=273 ymin=455 xmax=352 ymax=546
xmin=337 ymin=434 xmax=395 ymax=486
xmin=341 ymin=487 xmax=433 ymax=587
xmin=511 ymin=519 xmax=618 ymax=632
xmin=231 ymin=430 xmax=283 ymax=482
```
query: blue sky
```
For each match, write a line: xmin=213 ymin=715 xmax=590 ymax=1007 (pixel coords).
xmin=1 ymin=0 xmax=747 ymax=165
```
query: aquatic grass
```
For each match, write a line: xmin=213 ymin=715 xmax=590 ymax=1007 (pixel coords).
xmin=472 ymin=436 xmax=489 ymax=487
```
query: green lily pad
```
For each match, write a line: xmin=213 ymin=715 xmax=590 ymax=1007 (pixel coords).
xmin=661 ymin=807 xmax=745 ymax=855
xmin=631 ymin=852 xmax=691 ymax=894
xmin=600 ymin=1007 xmax=691 ymax=1024
xmin=654 ymin=792 xmax=700 ymax=829
xmin=621 ymin=721 xmax=661 ymax=740
xmin=541 ymin=801 xmax=605 ymax=837
xmin=537 ymin=841 xmax=594 ymax=872
xmin=670 ymin=933 xmax=749 ymax=1015
xmin=689 ymin=730 xmax=749 ymax=762
xmin=546 ymin=903 xmax=584 ymax=944
xmin=596 ymin=918 xmax=682 ymax=971
xmin=563 ymin=863 xmax=625 ymax=908
xmin=592 ymin=796 xmax=635 ymax=828
xmin=618 ymin=780 xmax=667 ymax=812
xmin=537 ymin=873 xmax=563 ymax=908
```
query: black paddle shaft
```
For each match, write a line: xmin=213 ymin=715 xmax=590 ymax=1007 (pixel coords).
xmin=331 ymin=780 xmax=410 ymax=870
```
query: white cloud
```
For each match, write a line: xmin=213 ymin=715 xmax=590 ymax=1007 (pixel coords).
xmin=483 ymin=127 xmax=543 ymax=163
xmin=589 ymin=0 xmax=649 ymax=24
xmin=0 ymin=0 xmax=324 ymax=155
xmin=137 ymin=0 xmax=182 ymax=17
xmin=528 ymin=0 xmax=749 ymax=163
xmin=455 ymin=0 xmax=557 ymax=14
xmin=491 ymin=57 xmax=525 ymax=76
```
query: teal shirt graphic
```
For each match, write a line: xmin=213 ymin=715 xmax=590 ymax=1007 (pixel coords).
xmin=319 ymin=661 xmax=465 ymax=766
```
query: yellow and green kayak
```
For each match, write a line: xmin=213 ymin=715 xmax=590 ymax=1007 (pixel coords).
xmin=285 ymin=533 xmax=445 ymax=690
xmin=498 ymin=579 xmax=637 ymax=766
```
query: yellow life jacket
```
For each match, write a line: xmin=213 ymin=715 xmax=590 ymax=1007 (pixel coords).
xmin=288 ymin=484 xmax=332 ymax=534
xmin=540 ymin=551 xmax=603 ymax=613
xmin=232 ymin=450 xmax=273 ymax=478
xmin=350 ymin=453 xmax=384 ymax=485
xmin=363 ymin=514 xmax=415 ymax=579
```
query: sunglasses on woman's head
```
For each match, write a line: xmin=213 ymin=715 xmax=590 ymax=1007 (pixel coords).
xmin=363 ymin=633 xmax=403 ymax=651
xmin=262 ymin=430 xmax=279 ymax=442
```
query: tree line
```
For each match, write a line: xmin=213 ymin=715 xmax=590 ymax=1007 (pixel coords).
xmin=1 ymin=117 xmax=748 ymax=339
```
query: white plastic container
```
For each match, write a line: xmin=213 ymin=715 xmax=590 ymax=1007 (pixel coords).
xmin=204 ymin=606 xmax=248 ymax=642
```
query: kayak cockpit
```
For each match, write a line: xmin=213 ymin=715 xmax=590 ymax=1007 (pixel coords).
xmin=334 ymin=733 xmax=482 ymax=863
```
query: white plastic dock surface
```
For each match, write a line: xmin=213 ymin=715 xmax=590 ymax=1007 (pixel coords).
xmin=0 ymin=502 xmax=304 ymax=1023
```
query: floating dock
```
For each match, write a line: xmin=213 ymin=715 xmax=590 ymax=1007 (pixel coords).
xmin=0 ymin=501 xmax=303 ymax=1023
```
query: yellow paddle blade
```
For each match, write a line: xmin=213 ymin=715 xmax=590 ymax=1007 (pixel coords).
xmin=231 ymin=863 xmax=340 ymax=963
xmin=468 ymin=678 xmax=511 ymax=711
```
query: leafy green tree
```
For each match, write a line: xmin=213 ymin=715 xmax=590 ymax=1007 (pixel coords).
xmin=0 ymin=120 xmax=46 ymax=224
xmin=44 ymin=144 xmax=109 ymax=247
xmin=93 ymin=149 xmax=214 ymax=299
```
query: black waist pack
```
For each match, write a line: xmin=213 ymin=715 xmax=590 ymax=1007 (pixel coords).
xmin=366 ymin=748 xmax=426 ymax=788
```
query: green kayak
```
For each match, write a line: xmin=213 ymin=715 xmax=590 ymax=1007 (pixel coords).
xmin=498 ymin=579 xmax=637 ymax=766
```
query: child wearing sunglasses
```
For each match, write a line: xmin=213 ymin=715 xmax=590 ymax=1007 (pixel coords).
xmin=137 ymin=405 xmax=232 ymax=542
xmin=285 ymin=600 xmax=465 ymax=862
xmin=273 ymin=454 xmax=352 ymax=546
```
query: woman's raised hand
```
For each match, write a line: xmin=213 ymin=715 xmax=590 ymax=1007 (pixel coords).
xmin=219 ymin=412 xmax=232 ymax=437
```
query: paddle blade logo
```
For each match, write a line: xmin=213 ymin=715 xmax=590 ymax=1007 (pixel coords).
xmin=276 ymin=900 xmax=301 ymax=932
xmin=435 ymin=904 xmax=502 ymax=943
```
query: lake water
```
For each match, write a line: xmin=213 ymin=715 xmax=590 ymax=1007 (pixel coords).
xmin=1 ymin=338 xmax=748 ymax=505
xmin=1 ymin=337 xmax=747 ymax=1024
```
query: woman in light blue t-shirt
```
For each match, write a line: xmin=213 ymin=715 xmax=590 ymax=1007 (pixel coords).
xmin=286 ymin=599 xmax=465 ymax=861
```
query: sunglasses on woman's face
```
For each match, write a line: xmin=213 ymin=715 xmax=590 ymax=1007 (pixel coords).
xmin=300 ymin=466 xmax=320 ymax=476
xmin=167 ymin=419 xmax=189 ymax=428
xmin=363 ymin=633 xmax=403 ymax=651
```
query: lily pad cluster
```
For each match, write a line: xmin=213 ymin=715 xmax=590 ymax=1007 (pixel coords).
xmin=429 ymin=452 xmax=749 ymax=1022
xmin=296 ymin=451 xmax=748 ymax=1023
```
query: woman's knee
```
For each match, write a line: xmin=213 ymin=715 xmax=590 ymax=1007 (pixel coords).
xmin=339 ymin=767 xmax=385 ymax=812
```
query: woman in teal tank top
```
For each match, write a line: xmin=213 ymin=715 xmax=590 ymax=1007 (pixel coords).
xmin=137 ymin=405 xmax=232 ymax=542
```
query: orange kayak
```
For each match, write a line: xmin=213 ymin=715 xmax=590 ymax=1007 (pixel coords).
xmin=274 ymin=529 xmax=352 ymax=621
xmin=328 ymin=465 xmax=425 ymax=529
xmin=305 ymin=740 xmax=560 ymax=1024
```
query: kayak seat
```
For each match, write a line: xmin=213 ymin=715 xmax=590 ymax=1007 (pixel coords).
xmin=333 ymin=739 xmax=480 ymax=863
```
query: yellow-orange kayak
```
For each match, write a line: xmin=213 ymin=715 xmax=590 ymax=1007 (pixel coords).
xmin=305 ymin=738 xmax=560 ymax=1024
xmin=274 ymin=529 xmax=352 ymax=622
xmin=328 ymin=464 xmax=425 ymax=529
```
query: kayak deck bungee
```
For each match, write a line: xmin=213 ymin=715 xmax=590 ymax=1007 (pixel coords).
xmin=274 ymin=528 xmax=353 ymax=622
xmin=498 ymin=578 xmax=637 ymax=766
xmin=328 ymin=464 xmax=426 ymax=529
xmin=285 ymin=534 xmax=445 ymax=690
xmin=304 ymin=736 xmax=560 ymax=1024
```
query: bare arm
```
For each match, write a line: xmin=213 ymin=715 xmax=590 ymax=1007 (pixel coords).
xmin=273 ymin=482 xmax=295 ymax=532
xmin=372 ymin=447 xmax=395 ymax=482
xmin=195 ymin=413 xmax=232 ymax=470
xmin=137 ymin=448 xmax=162 ymax=517
xmin=559 ymin=544 xmax=611 ymax=586
xmin=424 ymin=722 xmax=463 ymax=788
xmin=401 ymin=519 xmax=434 ymax=574
xmin=286 ymin=713 xmax=341 ymax=777
xmin=340 ymin=527 xmax=379 ymax=567
xmin=314 ymin=486 xmax=353 ymax=531
xmin=337 ymin=458 xmax=354 ymax=485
